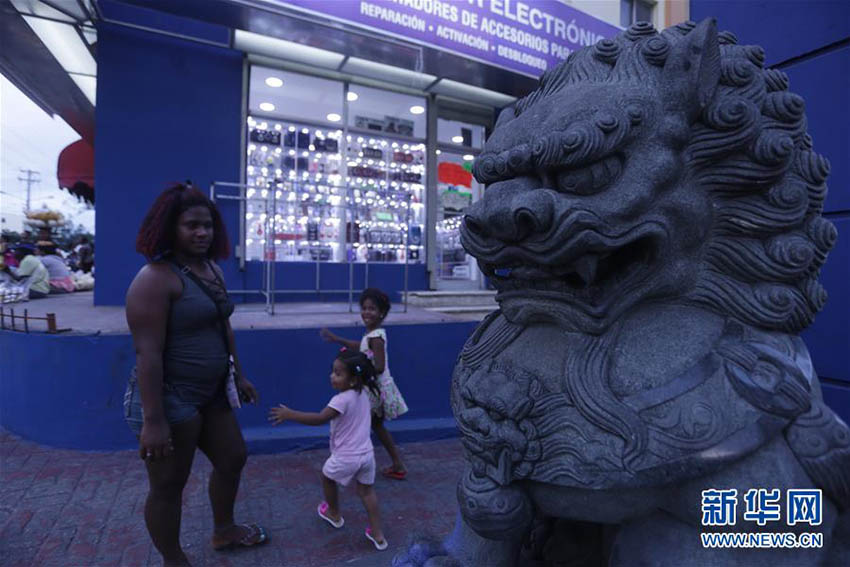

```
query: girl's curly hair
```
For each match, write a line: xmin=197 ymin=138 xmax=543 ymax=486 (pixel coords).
xmin=136 ymin=183 xmax=229 ymax=261
xmin=359 ymin=287 xmax=391 ymax=317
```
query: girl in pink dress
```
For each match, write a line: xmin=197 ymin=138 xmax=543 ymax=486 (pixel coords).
xmin=268 ymin=349 xmax=388 ymax=551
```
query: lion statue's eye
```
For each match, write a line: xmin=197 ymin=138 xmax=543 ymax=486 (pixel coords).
xmin=554 ymin=154 xmax=623 ymax=196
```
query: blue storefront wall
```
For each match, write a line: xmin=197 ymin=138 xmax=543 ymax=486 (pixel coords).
xmin=94 ymin=11 xmax=428 ymax=308
xmin=95 ymin=20 xmax=242 ymax=306
xmin=0 ymin=321 xmax=475 ymax=452
xmin=689 ymin=1 xmax=849 ymax=69
xmin=690 ymin=3 xmax=850 ymax=415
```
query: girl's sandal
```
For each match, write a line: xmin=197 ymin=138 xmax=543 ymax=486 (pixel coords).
xmin=212 ymin=524 xmax=269 ymax=551
xmin=381 ymin=467 xmax=407 ymax=480
xmin=365 ymin=527 xmax=388 ymax=551
xmin=317 ymin=501 xmax=344 ymax=528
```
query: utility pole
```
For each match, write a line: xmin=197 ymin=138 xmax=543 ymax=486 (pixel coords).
xmin=18 ymin=169 xmax=41 ymax=212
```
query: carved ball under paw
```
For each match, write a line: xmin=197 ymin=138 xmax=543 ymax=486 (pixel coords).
xmin=392 ymin=537 xmax=458 ymax=567
xmin=458 ymin=469 xmax=533 ymax=540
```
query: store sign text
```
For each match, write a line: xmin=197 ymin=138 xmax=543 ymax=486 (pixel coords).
xmin=274 ymin=0 xmax=621 ymax=77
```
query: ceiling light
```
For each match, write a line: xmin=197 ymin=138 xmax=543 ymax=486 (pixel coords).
xmin=452 ymin=135 xmax=464 ymax=144
xmin=436 ymin=150 xmax=441 ymax=155
xmin=463 ymin=154 xmax=475 ymax=161
xmin=326 ymin=113 xmax=341 ymax=122
xmin=259 ymin=102 xmax=275 ymax=111
xmin=347 ymin=91 xmax=359 ymax=102
xmin=265 ymin=77 xmax=283 ymax=87
xmin=409 ymin=105 xmax=425 ymax=115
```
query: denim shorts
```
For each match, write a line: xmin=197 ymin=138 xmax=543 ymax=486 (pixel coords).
xmin=123 ymin=369 xmax=229 ymax=436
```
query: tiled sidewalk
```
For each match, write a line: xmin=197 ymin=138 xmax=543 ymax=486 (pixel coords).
xmin=0 ymin=430 xmax=464 ymax=566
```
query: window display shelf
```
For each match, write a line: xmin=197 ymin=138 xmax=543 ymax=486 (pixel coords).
xmin=343 ymin=131 xmax=425 ymax=264
xmin=244 ymin=116 xmax=426 ymax=264
xmin=347 ymin=126 xmax=425 ymax=145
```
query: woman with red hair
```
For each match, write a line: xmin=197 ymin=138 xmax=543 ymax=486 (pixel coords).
xmin=124 ymin=183 xmax=267 ymax=565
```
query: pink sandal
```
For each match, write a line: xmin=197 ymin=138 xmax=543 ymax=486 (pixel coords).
xmin=381 ymin=467 xmax=407 ymax=480
xmin=317 ymin=501 xmax=344 ymax=528
xmin=365 ymin=527 xmax=388 ymax=550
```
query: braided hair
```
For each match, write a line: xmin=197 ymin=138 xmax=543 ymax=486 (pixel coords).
xmin=336 ymin=349 xmax=380 ymax=397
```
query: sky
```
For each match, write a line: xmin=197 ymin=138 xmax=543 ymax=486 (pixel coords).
xmin=0 ymin=75 xmax=95 ymax=235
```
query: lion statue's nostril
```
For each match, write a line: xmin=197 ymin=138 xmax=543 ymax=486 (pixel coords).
xmin=513 ymin=209 xmax=537 ymax=241
xmin=510 ymin=191 xmax=554 ymax=241
xmin=464 ymin=215 xmax=488 ymax=238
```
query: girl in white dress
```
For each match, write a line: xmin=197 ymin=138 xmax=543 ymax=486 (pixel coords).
xmin=321 ymin=288 xmax=408 ymax=479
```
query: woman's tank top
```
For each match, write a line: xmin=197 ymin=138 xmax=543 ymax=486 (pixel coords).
xmin=161 ymin=261 xmax=234 ymax=403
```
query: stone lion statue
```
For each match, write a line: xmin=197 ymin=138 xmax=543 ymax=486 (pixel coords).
xmin=395 ymin=18 xmax=848 ymax=567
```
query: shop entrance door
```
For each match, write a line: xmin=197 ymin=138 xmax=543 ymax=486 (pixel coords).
xmin=434 ymin=106 xmax=490 ymax=290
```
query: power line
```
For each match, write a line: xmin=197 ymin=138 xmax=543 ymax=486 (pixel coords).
xmin=0 ymin=190 xmax=27 ymax=202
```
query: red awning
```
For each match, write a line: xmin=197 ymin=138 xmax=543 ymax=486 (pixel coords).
xmin=57 ymin=139 xmax=94 ymax=204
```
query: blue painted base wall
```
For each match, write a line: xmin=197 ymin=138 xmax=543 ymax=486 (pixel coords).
xmin=0 ymin=322 xmax=476 ymax=452
xmin=4 ymin=321 xmax=850 ymax=452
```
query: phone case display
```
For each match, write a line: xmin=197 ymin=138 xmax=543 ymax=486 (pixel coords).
xmin=244 ymin=117 xmax=345 ymax=262
xmin=344 ymin=135 xmax=426 ymax=264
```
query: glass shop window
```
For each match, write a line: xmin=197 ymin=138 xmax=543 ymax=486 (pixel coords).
xmin=435 ymin=151 xmax=481 ymax=283
xmin=437 ymin=118 xmax=485 ymax=149
xmin=343 ymin=134 xmax=426 ymax=266
xmin=347 ymin=84 xmax=427 ymax=139
xmin=249 ymin=67 xmax=344 ymax=124
xmin=243 ymin=67 xmax=426 ymax=265
xmin=343 ymin=85 xmax=427 ymax=265
xmin=620 ymin=0 xmax=655 ymax=27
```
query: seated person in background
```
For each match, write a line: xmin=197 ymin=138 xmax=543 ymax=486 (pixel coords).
xmin=38 ymin=241 xmax=75 ymax=293
xmin=1 ymin=234 xmax=18 ymax=268
xmin=0 ymin=237 xmax=11 ymax=285
xmin=76 ymin=237 xmax=94 ymax=273
xmin=2 ymin=244 xmax=50 ymax=299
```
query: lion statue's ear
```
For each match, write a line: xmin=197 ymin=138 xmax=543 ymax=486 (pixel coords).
xmin=661 ymin=18 xmax=721 ymax=121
